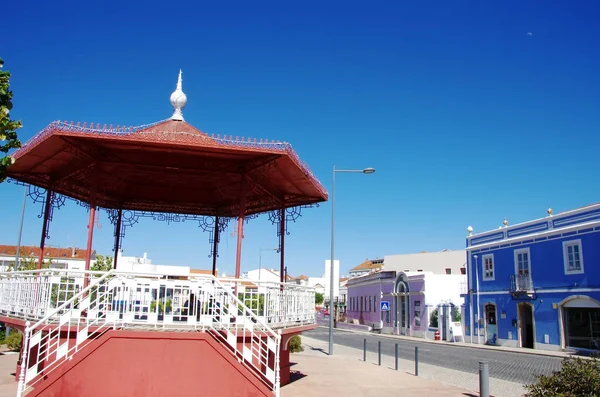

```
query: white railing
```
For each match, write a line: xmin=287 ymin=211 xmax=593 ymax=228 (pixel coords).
xmin=218 ymin=278 xmax=316 ymax=328
xmin=0 ymin=270 xmax=316 ymax=331
xmin=0 ymin=270 xmax=307 ymax=397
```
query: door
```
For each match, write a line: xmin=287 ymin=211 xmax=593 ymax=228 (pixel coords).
xmin=485 ymin=304 xmax=497 ymax=345
xmin=519 ymin=303 xmax=534 ymax=348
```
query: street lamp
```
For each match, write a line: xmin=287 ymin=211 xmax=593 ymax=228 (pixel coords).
xmin=329 ymin=166 xmax=375 ymax=355
xmin=258 ymin=248 xmax=279 ymax=281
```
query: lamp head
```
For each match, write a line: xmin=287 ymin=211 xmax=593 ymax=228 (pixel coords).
xmin=362 ymin=168 xmax=376 ymax=174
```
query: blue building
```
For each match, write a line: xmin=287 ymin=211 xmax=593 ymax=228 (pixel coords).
xmin=463 ymin=204 xmax=600 ymax=352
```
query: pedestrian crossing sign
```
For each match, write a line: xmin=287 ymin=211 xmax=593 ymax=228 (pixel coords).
xmin=380 ymin=301 xmax=390 ymax=311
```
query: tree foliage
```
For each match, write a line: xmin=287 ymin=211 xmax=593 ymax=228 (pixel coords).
xmin=91 ymin=255 xmax=113 ymax=272
xmin=429 ymin=308 xmax=439 ymax=328
xmin=8 ymin=250 xmax=51 ymax=271
xmin=0 ymin=57 xmax=22 ymax=183
xmin=525 ymin=356 xmax=600 ymax=397
xmin=289 ymin=335 xmax=303 ymax=353
xmin=5 ymin=330 xmax=22 ymax=351
xmin=315 ymin=292 xmax=324 ymax=305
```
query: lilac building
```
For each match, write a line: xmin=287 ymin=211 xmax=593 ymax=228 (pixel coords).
xmin=346 ymin=251 xmax=466 ymax=339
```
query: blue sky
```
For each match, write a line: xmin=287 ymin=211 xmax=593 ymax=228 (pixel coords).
xmin=2 ymin=0 xmax=600 ymax=277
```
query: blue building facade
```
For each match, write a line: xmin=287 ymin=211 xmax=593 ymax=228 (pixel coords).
xmin=463 ymin=204 xmax=600 ymax=352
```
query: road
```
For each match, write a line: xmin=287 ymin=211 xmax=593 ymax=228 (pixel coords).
xmin=304 ymin=326 xmax=563 ymax=385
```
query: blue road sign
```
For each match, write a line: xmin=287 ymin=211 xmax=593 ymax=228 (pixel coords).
xmin=380 ymin=301 xmax=390 ymax=311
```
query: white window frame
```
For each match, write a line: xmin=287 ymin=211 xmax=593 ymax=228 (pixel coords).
xmin=482 ymin=254 xmax=495 ymax=281
xmin=563 ymin=239 xmax=584 ymax=275
xmin=514 ymin=248 xmax=532 ymax=279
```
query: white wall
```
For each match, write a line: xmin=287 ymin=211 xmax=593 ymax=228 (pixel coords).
xmin=384 ymin=250 xmax=466 ymax=275
xmin=423 ymin=274 xmax=466 ymax=307
xmin=245 ymin=268 xmax=281 ymax=283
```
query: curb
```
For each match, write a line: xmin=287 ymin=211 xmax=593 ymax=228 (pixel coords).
xmin=316 ymin=325 xmax=575 ymax=359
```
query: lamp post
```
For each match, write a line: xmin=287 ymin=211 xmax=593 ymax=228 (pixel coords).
xmin=258 ymin=248 xmax=278 ymax=281
xmin=474 ymin=254 xmax=481 ymax=344
xmin=329 ymin=165 xmax=375 ymax=356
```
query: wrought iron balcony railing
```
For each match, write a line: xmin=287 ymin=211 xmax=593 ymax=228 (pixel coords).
xmin=510 ymin=274 xmax=534 ymax=293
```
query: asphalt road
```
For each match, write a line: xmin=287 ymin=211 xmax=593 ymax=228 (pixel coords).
xmin=304 ymin=326 xmax=564 ymax=385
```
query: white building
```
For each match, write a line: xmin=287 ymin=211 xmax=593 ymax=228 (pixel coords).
xmin=0 ymin=245 xmax=94 ymax=272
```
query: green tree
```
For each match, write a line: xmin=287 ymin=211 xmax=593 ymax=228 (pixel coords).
xmin=91 ymin=255 xmax=113 ymax=272
xmin=429 ymin=308 xmax=439 ymax=328
xmin=0 ymin=58 xmax=22 ymax=183
xmin=8 ymin=250 xmax=50 ymax=271
xmin=315 ymin=292 xmax=324 ymax=305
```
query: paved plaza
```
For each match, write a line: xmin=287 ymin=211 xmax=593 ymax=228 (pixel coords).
xmin=304 ymin=326 xmax=570 ymax=395
xmin=282 ymin=336 xmax=477 ymax=397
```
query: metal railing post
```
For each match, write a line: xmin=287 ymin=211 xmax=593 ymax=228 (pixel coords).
xmin=479 ymin=361 xmax=489 ymax=397
xmin=414 ymin=346 xmax=419 ymax=376
xmin=378 ymin=340 xmax=381 ymax=366
xmin=363 ymin=338 xmax=367 ymax=361
xmin=395 ymin=343 xmax=399 ymax=370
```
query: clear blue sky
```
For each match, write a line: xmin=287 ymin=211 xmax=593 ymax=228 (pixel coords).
xmin=2 ymin=0 xmax=599 ymax=277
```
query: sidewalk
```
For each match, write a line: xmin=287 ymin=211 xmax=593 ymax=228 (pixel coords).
xmin=320 ymin=325 xmax=574 ymax=359
xmin=0 ymin=349 xmax=18 ymax=397
xmin=283 ymin=336 xmax=526 ymax=397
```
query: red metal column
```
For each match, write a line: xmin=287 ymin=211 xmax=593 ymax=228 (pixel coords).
xmin=84 ymin=183 xmax=98 ymax=289
xmin=234 ymin=177 xmax=247 ymax=279
xmin=212 ymin=214 xmax=220 ymax=277
xmin=37 ymin=189 xmax=53 ymax=269
xmin=279 ymin=206 xmax=285 ymax=283
xmin=112 ymin=209 xmax=123 ymax=270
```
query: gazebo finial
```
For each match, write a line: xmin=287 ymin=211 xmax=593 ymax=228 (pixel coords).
xmin=170 ymin=69 xmax=187 ymax=121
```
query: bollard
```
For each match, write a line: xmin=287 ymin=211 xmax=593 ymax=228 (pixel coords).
xmin=479 ymin=361 xmax=490 ymax=397
xmin=414 ymin=346 xmax=419 ymax=376
xmin=378 ymin=341 xmax=381 ymax=366
xmin=395 ymin=343 xmax=399 ymax=370
xmin=363 ymin=338 xmax=367 ymax=362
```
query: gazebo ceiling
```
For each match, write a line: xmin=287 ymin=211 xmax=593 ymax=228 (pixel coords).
xmin=8 ymin=119 xmax=328 ymax=217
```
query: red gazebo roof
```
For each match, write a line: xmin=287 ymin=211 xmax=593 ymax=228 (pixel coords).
xmin=8 ymin=118 xmax=328 ymax=217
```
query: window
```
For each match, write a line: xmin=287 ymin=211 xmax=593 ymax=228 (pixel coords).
xmin=374 ymin=295 xmax=377 ymax=312
xmin=563 ymin=240 xmax=584 ymax=274
xmin=369 ymin=296 xmax=372 ymax=312
xmin=445 ymin=268 xmax=452 ymax=275
xmin=360 ymin=296 xmax=363 ymax=312
xmin=482 ymin=254 xmax=494 ymax=280
xmin=514 ymin=248 xmax=531 ymax=278
xmin=460 ymin=268 xmax=466 ymax=275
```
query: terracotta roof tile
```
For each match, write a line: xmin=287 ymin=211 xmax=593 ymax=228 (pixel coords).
xmin=190 ymin=269 xmax=213 ymax=275
xmin=350 ymin=259 xmax=384 ymax=272
xmin=0 ymin=245 xmax=91 ymax=260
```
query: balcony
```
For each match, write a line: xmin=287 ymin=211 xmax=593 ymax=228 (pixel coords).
xmin=510 ymin=274 xmax=535 ymax=297
xmin=0 ymin=269 xmax=316 ymax=330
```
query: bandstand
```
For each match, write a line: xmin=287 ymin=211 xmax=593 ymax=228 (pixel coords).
xmin=0 ymin=71 xmax=327 ymax=397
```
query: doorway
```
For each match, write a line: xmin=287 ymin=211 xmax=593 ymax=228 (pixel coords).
xmin=484 ymin=303 xmax=497 ymax=345
xmin=518 ymin=303 xmax=534 ymax=348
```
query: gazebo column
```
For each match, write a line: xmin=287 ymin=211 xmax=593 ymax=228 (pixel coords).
xmin=37 ymin=189 xmax=53 ymax=269
xmin=279 ymin=205 xmax=285 ymax=283
xmin=235 ymin=177 xmax=247 ymax=279
xmin=212 ymin=214 xmax=220 ymax=277
xmin=84 ymin=182 xmax=98 ymax=289
xmin=112 ymin=209 xmax=123 ymax=270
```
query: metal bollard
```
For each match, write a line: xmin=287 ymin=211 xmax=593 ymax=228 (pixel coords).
xmin=363 ymin=338 xmax=367 ymax=362
xmin=395 ymin=343 xmax=399 ymax=370
xmin=414 ymin=346 xmax=419 ymax=376
xmin=378 ymin=341 xmax=381 ymax=366
xmin=479 ymin=361 xmax=490 ymax=397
